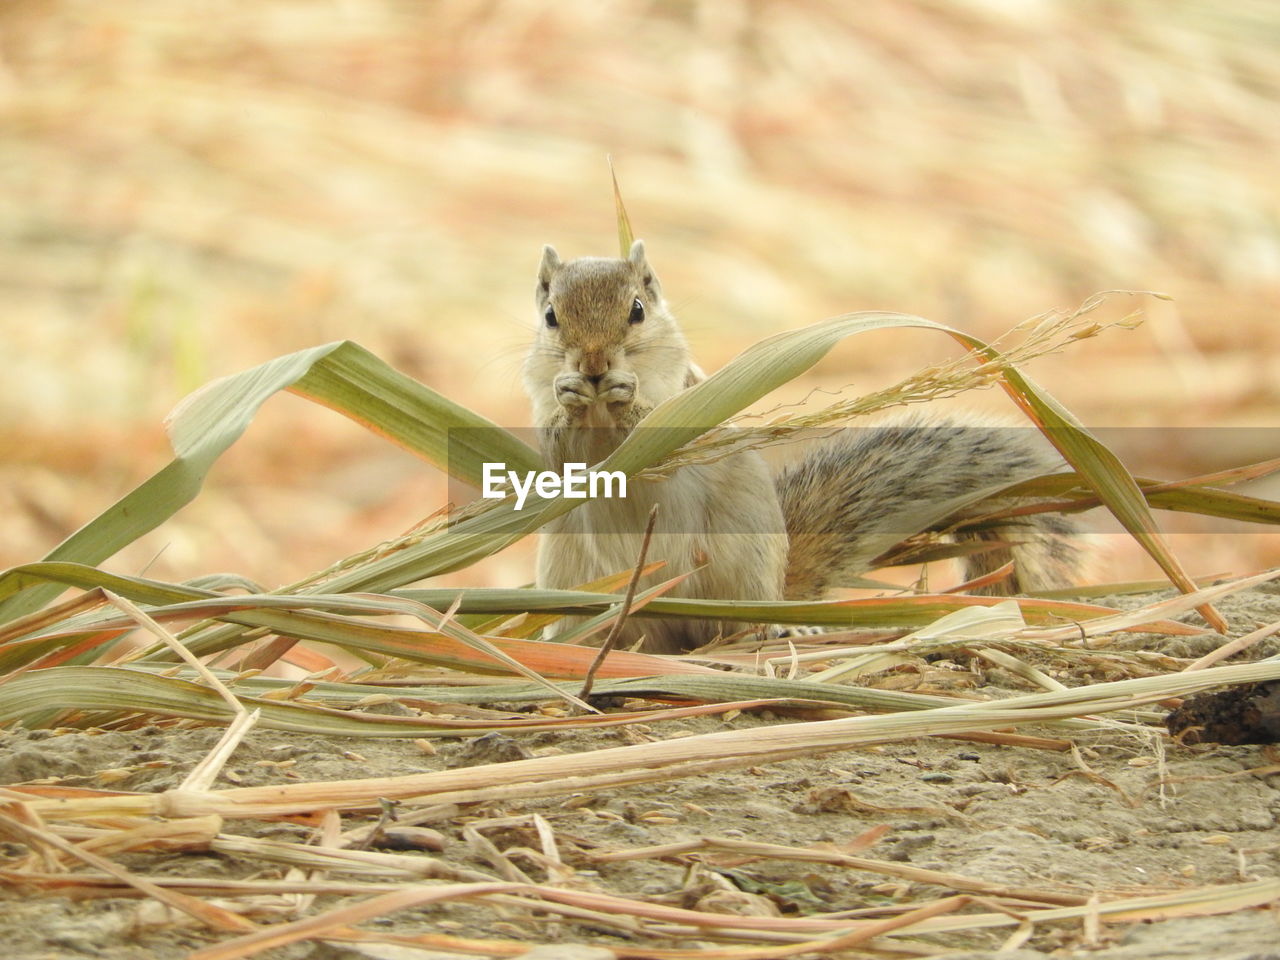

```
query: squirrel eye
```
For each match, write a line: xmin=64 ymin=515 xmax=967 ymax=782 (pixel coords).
xmin=544 ymin=306 xmax=558 ymax=328
xmin=628 ymin=298 xmax=645 ymax=325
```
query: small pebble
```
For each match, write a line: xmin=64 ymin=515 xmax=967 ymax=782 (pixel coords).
xmin=372 ymin=826 xmax=447 ymax=852
xmin=448 ymin=732 xmax=532 ymax=767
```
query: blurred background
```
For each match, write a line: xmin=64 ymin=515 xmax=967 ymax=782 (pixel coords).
xmin=2 ymin=0 xmax=1277 ymax=594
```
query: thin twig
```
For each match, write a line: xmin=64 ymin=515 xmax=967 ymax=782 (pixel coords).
xmin=104 ymin=590 xmax=245 ymax=714
xmin=1183 ymin=617 xmax=1280 ymax=672
xmin=578 ymin=505 xmax=660 ymax=702
xmin=103 ymin=589 xmax=260 ymax=790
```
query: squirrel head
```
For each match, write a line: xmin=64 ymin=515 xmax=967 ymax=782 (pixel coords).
xmin=524 ymin=240 xmax=693 ymax=422
xmin=531 ymin=240 xmax=680 ymax=373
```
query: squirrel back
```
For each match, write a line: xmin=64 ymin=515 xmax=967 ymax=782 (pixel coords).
xmin=524 ymin=242 xmax=1081 ymax=652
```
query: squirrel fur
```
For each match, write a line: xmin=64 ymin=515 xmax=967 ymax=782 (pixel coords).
xmin=523 ymin=240 xmax=1081 ymax=653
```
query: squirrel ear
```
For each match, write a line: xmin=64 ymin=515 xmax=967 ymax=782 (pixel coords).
xmin=538 ymin=245 xmax=562 ymax=294
xmin=628 ymin=239 xmax=661 ymax=296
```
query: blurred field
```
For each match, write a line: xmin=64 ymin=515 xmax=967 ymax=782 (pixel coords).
xmin=2 ymin=0 xmax=1278 ymax=593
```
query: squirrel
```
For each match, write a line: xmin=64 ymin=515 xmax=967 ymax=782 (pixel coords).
xmin=523 ymin=240 xmax=1081 ymax=653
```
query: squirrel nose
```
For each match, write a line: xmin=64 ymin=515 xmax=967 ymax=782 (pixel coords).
xmin=579 ymin=352 xmax=609 ymax=380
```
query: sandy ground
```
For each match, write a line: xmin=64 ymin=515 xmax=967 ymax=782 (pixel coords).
xmin=2 ymin=588 xmax=1279 ymax=960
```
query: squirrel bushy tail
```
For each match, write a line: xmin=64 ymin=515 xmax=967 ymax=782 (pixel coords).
xmin=776 ymin=411 xmax=1083 ymax=599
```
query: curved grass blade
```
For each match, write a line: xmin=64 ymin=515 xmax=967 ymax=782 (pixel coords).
xmin=994 ymin=372 xmax=1224 ymax=631
xmin=285 ymin=341 xmax=540 ymax=483
xmin=0 ymin=666 xmax=746 ymax=735
xmin=0 ymin=564 xmax=722 ymax=679
xmin=0 ymin=342 xmax=538 ymax=625
xmin=2 ymin=663 xmax=1115 ymax=738
xmin=924 ymin=295 xmax=1222 ymax=630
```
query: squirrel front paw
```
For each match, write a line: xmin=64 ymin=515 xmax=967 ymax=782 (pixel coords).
xmin=554 ymin=373 xmax=594 ymax=409
xmin=597 ymin=370 xmax=637 ymax=407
